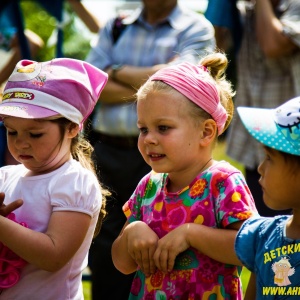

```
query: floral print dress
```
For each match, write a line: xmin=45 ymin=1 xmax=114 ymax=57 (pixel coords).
xmin=123 ymin=161 xmax=257 ymax=300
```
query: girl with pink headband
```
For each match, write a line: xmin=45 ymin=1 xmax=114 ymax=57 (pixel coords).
xmin=112 ymin=52 xmax=257 ymax=299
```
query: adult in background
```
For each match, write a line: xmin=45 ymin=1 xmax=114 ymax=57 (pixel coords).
xmin=85 ymin=0 xmax=215 ymax=298
xmin=226 ymin=0 xmax=300 ymax=217
xmin=204 ymin=0 xmax=242 ymax=100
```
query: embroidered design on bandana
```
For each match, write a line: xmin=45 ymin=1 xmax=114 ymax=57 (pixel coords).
xmin=9 ymin=62 xmax=42 ymax=82
xmin=2 ymin=92 xmax=35 ymax=101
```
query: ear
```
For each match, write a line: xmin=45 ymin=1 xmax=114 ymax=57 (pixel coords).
xmin=199 ymin=119 xmax=217 ymax=146
xmin=66 ymin=123 xmax=80 ymax=138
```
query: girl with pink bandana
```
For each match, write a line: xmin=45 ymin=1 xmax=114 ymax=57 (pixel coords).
xmin=112 ymin=52 xmax=257 ymax=299
xmin=0 ymin=58 xmax=108 ymax=299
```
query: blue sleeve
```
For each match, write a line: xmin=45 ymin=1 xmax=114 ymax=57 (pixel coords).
xmin=205 ymin=0 xmax=237 ymax=29
xmin=85 ymin=19 xmax=115 ymax=70
xmin=235 ymin=216 xmax=267 ymax=272
xmin=170 ymin=14 xmax=215 ymax=64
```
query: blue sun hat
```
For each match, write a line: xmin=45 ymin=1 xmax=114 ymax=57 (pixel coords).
xmin=237 ymin=96 xmax=300 ymax=156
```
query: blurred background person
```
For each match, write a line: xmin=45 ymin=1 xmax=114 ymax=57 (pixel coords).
xmin=205 ymin=0 xmax=242 ymax=106
xmin=0 ymin=0 xmax=101 ymax=167
xmin=226 ymin=0 xmax=300 ymax=216
xmin=0 ymin=1 xmax=44 ymax=90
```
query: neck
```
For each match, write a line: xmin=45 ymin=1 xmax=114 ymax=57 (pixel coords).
xmin=144 ymin=3 xmax=176 ymax=25
xmin=285 ymin=213 xmax=300 ymax=240
xmin=167 ymin=158 xmax=214 ymax=193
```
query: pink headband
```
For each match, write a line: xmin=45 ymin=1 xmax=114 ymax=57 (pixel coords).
xmin=150 ymin=62 xmax=227 ymax=135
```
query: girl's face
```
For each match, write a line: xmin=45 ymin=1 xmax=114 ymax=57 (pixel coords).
xmin=258 ymin=147 xmax=300 ymax=210
xmin=3 ymin=117 xmax=75 ymax=175
xmin=137 ymin=91 xmax=213 ymax=188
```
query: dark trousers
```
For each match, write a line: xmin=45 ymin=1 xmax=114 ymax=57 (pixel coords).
xmin=88 ymin=135 xmax=151 ymax=300
xmin=245 ymin=167 xmax=291 ymax=217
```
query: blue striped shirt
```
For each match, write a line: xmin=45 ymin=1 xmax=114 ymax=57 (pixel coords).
xmin=86 ymin=4 xmax=215 ymax=135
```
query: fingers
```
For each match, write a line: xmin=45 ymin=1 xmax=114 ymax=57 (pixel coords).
xmin=153 ymin=226 xmax=190 ymax=273
xmin=0 ymin=192 xmax=5 ymax=206
xmin=0 ymin=199 xmax=24 ymax=217
xmin=126 ymin=221 xmax=159 ymax=276
xmin=129 ymin=237 xmax=157 ymax=276
xmin=133 ymin=247 xmax=156 ymax=276
xmin=154 ymin=246 xmax=176 ymax=273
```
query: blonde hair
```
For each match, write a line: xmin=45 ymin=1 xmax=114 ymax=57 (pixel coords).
xmin=200 ymin=52 xmax=235 ymax=132
xmin=53 ymin=118 xmax=109 ymax=238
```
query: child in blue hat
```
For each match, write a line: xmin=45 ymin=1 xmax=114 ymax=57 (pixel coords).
xmin=236 ymin=96 xmax=300 ymax=298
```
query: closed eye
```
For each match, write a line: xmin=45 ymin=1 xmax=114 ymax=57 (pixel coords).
xmin=7 ymin=131 xmax=17 ymax=136
xmin=30 ymin=133 xmax=43 ymax=138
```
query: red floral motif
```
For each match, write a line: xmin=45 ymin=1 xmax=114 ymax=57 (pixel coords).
xmin=150 ymin=270 xmax=164 ymax=288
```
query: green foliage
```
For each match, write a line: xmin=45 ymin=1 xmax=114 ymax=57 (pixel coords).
xmin=20 ymin=1 xmax=93 ymax=61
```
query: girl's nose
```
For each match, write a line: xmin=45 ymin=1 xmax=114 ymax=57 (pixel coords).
xmin=257 ymin=161 xmax=264 ymax=176
xmin=144 ymin=132 xmax=158 ymax=145
xmin=15 ymin=136 xmax=30 ymax=149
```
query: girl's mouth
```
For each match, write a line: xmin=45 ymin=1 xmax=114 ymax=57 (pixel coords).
xmin=148 ymin=153 xmax=165 ymax=161
xmin=19 ymin=155 xmax=33 ymax=160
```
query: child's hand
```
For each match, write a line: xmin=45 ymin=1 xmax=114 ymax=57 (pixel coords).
xmin=126 ymin=221 xmax=159 ymax=276
xmin=153 ymin=224 xmax=190 ymax=273
xmin=0 ymin=192 xmax=23 ymax=216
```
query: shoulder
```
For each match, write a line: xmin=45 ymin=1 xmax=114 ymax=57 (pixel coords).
xmin=60 ymin=159 xmax=95 ymax=175
xmin=50 ymin=160 xmax=100 ymax=193
xmin=208 ymin=160 xmax=245 ymax=178
xmin=235 ymin=215 xmax=289 ymax=271
xmin=0 ymin=164 xmax=26 ymax=179
xmin=204 ymin=161 xmax=249 ymax=190
xmin=0 ymin=164 xmax=25 ymax=173
xmin=236 ymin=215 xmax=288 ymax=250
xmin=239 ymin=215 xmax=287 ymax=235
xmin=51 ymin=160 xmax=101 ymax=216
xmin=169 ymin=5 xmax=214 ymax=30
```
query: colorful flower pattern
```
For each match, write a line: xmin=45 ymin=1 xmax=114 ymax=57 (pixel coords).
xmin=123 ymin=161 xmax=257 ymax=299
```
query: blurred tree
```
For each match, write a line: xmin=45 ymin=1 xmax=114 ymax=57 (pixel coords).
xmin=20 ymin=0 xmax=94 ymax=61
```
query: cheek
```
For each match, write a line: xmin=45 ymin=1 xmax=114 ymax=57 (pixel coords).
xmin=137 ymin=138 xmax=144 ymax=154
xmin=6 ymin=137 xmax=15 ymax=151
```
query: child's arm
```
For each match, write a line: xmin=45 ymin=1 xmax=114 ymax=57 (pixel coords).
xmin=153 ymin=221 xmax=243 ymax=273
xmin=112 ymin=220 xmax=159 ymax=276
xmin=244 ymin=273 xmax=256 ymax=300
xmin=0 ymin=211 xmax=91 ymax=272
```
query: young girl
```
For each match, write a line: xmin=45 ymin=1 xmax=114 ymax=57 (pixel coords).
xmin=112 ymin=53 xmax=257 ymax=299
xmin=0 ymin=58 xmax=108 ymax=299
xmin=235 ymin=96 xmax=300 ymax=299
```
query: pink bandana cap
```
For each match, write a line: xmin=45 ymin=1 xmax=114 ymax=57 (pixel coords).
xmin=0 ymin=58 xmax=108 ymax=130
xmin=150 ymin=62 xmax=227 ymax=135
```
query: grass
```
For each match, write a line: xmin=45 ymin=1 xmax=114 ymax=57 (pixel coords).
xmin=83 ymin=280 xmax=91 ymax=300
xmin=214 ymin=140 xmax=245 ymax=174
xmin=82 ymin=141 xmax=250 ymax=299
